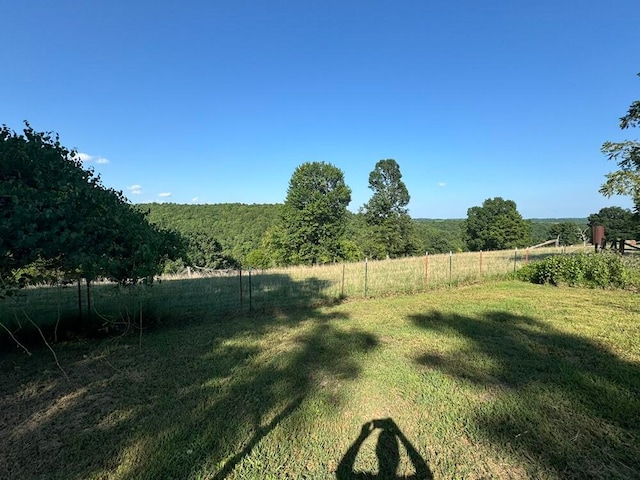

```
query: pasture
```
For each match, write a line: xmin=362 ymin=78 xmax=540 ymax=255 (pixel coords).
xmin=1 ymin=279 xmax=639 ymax=479
xmin=0 ymin=246 xmax=588 ymax=338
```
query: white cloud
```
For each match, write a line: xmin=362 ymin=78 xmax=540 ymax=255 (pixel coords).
xmin=78 ymin=152 xmax=110 ymax=164
xmin=438 ymin=182 xmax=447 ymax=187
xmin=158 ymin=192 xmax=172 ymax=198
xmin=191 ymin=197 xmax=199 ymax=203
xmin=127 ymin=185 xmax=143 ymax=195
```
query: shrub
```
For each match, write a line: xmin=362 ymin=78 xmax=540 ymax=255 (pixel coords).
xmin=516 ymin=252 xmax=637 ymax=289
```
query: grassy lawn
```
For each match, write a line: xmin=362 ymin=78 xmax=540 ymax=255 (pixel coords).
xmin=1 ymin=280 xmax=639 ymax=479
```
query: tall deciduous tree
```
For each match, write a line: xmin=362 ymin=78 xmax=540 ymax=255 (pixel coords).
xmin=465 ymin=197 xmax=531 ymax=251
xmin=361 ymin=159 xmax=416 ymax=259
xmin=600 ymin=73 xmax=640 ymax=214
xmin=276 ymin=161 xmax=351 ymax=265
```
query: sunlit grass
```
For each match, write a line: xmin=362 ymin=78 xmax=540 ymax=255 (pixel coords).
xmin=1 ymin=280 xmax=638 ymax=479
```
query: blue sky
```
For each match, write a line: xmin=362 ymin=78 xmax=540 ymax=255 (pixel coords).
xmin=2 ymin=0 xmax=639 ymax=218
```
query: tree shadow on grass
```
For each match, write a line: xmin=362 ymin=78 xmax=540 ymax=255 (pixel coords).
xmin=0 ymin=274 xmax=377 ymax=479
xmin=409 ymin=310 xmax=640 ymax=479
xmin=0 ymin=272 xmax=342 ymax=351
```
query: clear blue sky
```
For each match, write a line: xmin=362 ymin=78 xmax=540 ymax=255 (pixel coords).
xmin=2 ymin=0 xmax=639 ymax=218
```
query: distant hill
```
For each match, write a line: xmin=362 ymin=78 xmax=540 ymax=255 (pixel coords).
xmin=139 ymin=203 xmax=281 ymax=264
xmin=527 ymin=218 xmax=588 ymax=224
xmin=140 ymin=203 xmax=590 ymax=265
xmin=415 ymin=218 xmax=588 ymax=224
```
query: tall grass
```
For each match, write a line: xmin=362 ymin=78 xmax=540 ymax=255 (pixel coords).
xmin=0 ymin=245 xmax=590 ymax=338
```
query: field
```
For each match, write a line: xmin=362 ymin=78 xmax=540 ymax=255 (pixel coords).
xmin=1 ymin=279 xmax=639 ymax=479
xmin=0 ymin=246 xmax=589 ymax=337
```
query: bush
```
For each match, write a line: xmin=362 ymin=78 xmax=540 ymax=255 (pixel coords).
xmin=516 ymin=252 xmax=637 ymax=289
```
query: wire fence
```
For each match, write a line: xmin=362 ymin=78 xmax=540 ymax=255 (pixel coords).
xmin=1 ymin=246 xmax=590 ymax=338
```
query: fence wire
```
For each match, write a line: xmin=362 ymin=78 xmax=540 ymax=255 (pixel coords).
xmin=0 ymin=246 xmax=588 ymax=336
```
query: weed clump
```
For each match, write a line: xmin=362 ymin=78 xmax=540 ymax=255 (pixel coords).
xmin=516 ymin=252 xmax=640 ymax=289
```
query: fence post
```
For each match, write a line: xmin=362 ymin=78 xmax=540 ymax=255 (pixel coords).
xmin=449 ymin=251 xmax=453 ymax=287
xmin=239 ymin=269 xmax=243 ymax=309
xmin=513 ymin=248 xmax=518 ymax=272
xmin=364 ymin=258 xmax=368 ymax=298
xmin=77 ymin=277 xmax=83 ymax=322
xmin=424 ymin=252 xmax=429 ymax=287
xmin=248 ymin=267 xmax=252 ymax=311
xmin=341 ymin=262 xmax=345 ymax=298
xmin=479 ymin=250 xmax=483 ymax=278
xmin=86 ymin=280 xmax=92 ymax=320
xmin=525 ymin=249 xmax=529 ymax=264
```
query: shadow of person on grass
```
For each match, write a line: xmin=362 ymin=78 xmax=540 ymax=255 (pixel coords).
xmin=337 ymin=418 xmax=433 ymax=480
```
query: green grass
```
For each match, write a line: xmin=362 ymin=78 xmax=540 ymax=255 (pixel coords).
xmin=0 ymin=246 xmax=591 ymax=337
xmin=1 ymin=280 xmax=639 ymax=479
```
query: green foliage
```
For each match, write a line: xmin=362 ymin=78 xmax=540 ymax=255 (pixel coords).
xmin=516 ymin=252 xmax=636 ymax=288
xmin=413 ymin=219 xmax=466 ymax=253
xmin=600 ymin=73 xmax=640 ymax=214
xmin=339 ymin=238 xmax=364 ymax=262
xmin=275 ymin=161 xmax=351 ymax=265
xmin=548 ymin=222 xmax=585 ymax=246
xmin=185 ymin=232 xmax=239 ymax=269
xmin=587 ymin=206 xmax=639 ymax=241
xmin=465 ymin=197 xmax=532 ymax=251
xmin=141 ymin=203 xmax=280 ymax=267
xmin=245 ymin=248 xmax=273 ymax=269
xmin=0 ymin=123 xmax=181 ymax=296
xmin=361 ymin=159 xmax=416 ymax=258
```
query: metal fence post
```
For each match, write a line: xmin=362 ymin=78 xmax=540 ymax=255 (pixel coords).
xmin=248 ymin=267 xmax=252 ymax=311
xmin=364 ymin=258 xmax=368 ymax=298
xmin=239 ymin=269 xmax=243 ymax=309
xmin=424 ymin=252 xmax=429 ymax=287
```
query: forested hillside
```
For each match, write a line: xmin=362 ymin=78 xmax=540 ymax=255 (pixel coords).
xmin=140 ymin=202 xmax=588 ymax=269
xmin=139 ymin=203 xmax=281 ymax=268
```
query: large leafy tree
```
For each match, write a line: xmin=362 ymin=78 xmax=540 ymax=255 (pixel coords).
xmin=361 ymin=159 xmax=416 ymax=259
xmin=0 ymin=123 xmax=181 ymax=297
xmin=275 ymin=161 xmax=351 ymax=265
xmin=600 ymin=73 xmax=640 ymax=214
xmin=587 ymin=206 xmax=638 ymax=241
xmin=465 ymin=197 xmax=531 ymax=251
